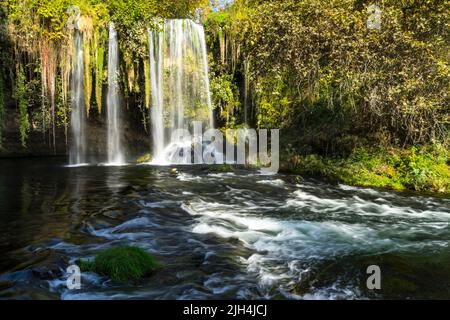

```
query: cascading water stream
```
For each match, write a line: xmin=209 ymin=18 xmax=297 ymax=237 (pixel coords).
xmin=69 ymin=30 xmax=87 ymax=165
xmin=106 ymin=22 xmax=125 ymax=164
xmin=148 ymin=19 xmax=214 ymax=164
xmin=148 ymin=27 xmax=165 ymax=162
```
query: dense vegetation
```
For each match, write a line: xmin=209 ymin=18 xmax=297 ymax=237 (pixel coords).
xmin=206 ymin=0 xmax=448 ymax=144
xmin=205 ymin=0 xmax=449 ymax=193
xmin=0 ymin=0 xmax=448 ymax=193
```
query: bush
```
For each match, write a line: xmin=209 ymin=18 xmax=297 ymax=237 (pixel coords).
xmin=79 ymin=246 xmax=159 ymax=282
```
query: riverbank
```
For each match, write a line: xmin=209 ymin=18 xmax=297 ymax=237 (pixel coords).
xmin=280 ymin=144 xmax=450 ymax=196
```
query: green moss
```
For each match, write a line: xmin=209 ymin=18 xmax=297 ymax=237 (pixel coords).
xmin=136 ymin=153 xmax=152 ymax=163
xmin=79 ymin=246 xmax=159 ymax=283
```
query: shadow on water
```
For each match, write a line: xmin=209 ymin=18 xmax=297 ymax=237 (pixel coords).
xmin=0 ymin=157 xmax=449 ymax=299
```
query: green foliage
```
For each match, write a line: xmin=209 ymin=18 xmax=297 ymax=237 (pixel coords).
xmin=55 ymin=75 xmax=68 ymax=129
xmin=108 ymin=0 xmax=156 ymax=57
xmin=35 ymin=0 xmax=70 ymax=39
xmin=109 ymin=0 xmax=207 ymax=56
xmin=210 ymin=73 xmax=240 ymax=125
xmin=283 ymin=144 xmax=450 ymax=194
xmin=255 ymin=75 xmax=295 ymax=129
xmin=79 ymin=246 xmax=159 ymax=283
xmin=209 ymin=0 xmax=449 ymax=146
xmin=17 ymin=65 xmax=29 ymax=147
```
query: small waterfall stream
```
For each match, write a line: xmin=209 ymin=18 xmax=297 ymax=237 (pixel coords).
xmin=106 ymin=22 xmax=125 ymax=164
xmin=148 ymin=26 xmax=165 ymax=162
xmin=69 ymin=31 xmax=87 ymax=165
xmin=148 ymin=19 xmax=213 ymax=164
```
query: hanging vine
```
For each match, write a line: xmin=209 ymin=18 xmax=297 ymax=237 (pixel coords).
xmin=144 ymin=58 xmax=150 ymax=109
xmin=94 ymin=28 xmax=106 ymax=114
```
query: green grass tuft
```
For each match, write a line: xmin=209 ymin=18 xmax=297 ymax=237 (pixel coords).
xmin=79 ymin=246 xmax=159 ymax=283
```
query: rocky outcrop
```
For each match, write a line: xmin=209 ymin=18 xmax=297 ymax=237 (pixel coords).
xmin=0 ymin=106 xmax=150 ymax=159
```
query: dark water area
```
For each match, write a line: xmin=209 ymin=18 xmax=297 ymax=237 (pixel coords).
xmin=0 ymin=157 xmax=449 ymax=299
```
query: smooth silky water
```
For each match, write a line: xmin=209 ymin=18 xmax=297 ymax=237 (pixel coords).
xmin=69 ymin=31 xmax=87 ymax=165
xmin=0 ymin=158 xmax=449 ymax=299
xmin=149 ymin=20 xmax=213 ymax=165
xmin=106 ymin=22 xmax=125 ymax=165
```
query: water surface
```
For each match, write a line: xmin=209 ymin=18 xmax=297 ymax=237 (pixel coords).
xmin=0 ymin=158 xmax=449 ymax=299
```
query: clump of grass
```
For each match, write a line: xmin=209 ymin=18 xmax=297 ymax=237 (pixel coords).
xmin=79 ymin=246 xmax=159 ymax=283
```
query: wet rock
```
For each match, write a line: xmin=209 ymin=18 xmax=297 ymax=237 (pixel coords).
xmin=291 ymin=252 xmax=450 ymax=299
xmin=102 ymin=210 xmax=122 ymax=219
xmin=119 ymin=185 xmax=141 ymax=195
xmin=0 ymin=280 xmax=15 ymax=291
xmin=31 ymin=264 xmax=63 ymax=280
xmin=25 ymin=250 xmax=69 ymax=280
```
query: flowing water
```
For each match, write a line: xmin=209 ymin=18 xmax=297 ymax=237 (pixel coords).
xmin=106 ymin=23 xmax=125 ymax=165
xmin=0 ymin=158 xmax=449 ymax=300
xmin=69 ymin=31 xmax=87 ymax=165
xmin=148 ymin=19 xmax=213 ymax=164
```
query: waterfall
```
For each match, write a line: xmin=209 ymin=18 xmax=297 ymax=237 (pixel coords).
xmin=106 ymin=22 xmax=125 ymax=164
xmin=148 ymin=19 xmax=214 ymax=164
xmin=148 ymin=26 xmax=164 ymax=162
xmin=69 ymin=31 xmax=87 ymax=165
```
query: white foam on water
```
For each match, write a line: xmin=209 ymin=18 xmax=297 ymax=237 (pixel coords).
xmin=286 ymin=189 xmax=450 ymax=220
xmin=181 ymin=181 xmax=450 ymax=299
xmin=140 ymin=200 xmax=179 ymax=208
xmin=98 ymin=162 xmax=128 ymax=167
xmin=207 ymin=172 xmax=235 ymax=178
xmin=177 ymin=172 xmax=202 ymax=181
xmin=182 ymin=198 xmax=391 ymax=298
xmin=257 ymin=179 xmax=286 ymax=187
xmin=87 ymin=217 xmax=154 ymax=240
xmin=64 ymin=163 xmax=90 ymax=168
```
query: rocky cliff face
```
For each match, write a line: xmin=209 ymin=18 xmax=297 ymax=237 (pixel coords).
xmin=0 ymin=106 xmax=150 ymax=160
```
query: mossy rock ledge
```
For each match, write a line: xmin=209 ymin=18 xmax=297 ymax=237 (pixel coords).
xmin=78 ymin=246 xmax=159 ymax=283
xmin=137 ymin=153 xmax=152 ymax=163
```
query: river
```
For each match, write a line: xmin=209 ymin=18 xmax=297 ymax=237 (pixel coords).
xmin=0 ymin=158 xmax=449 ymax=299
